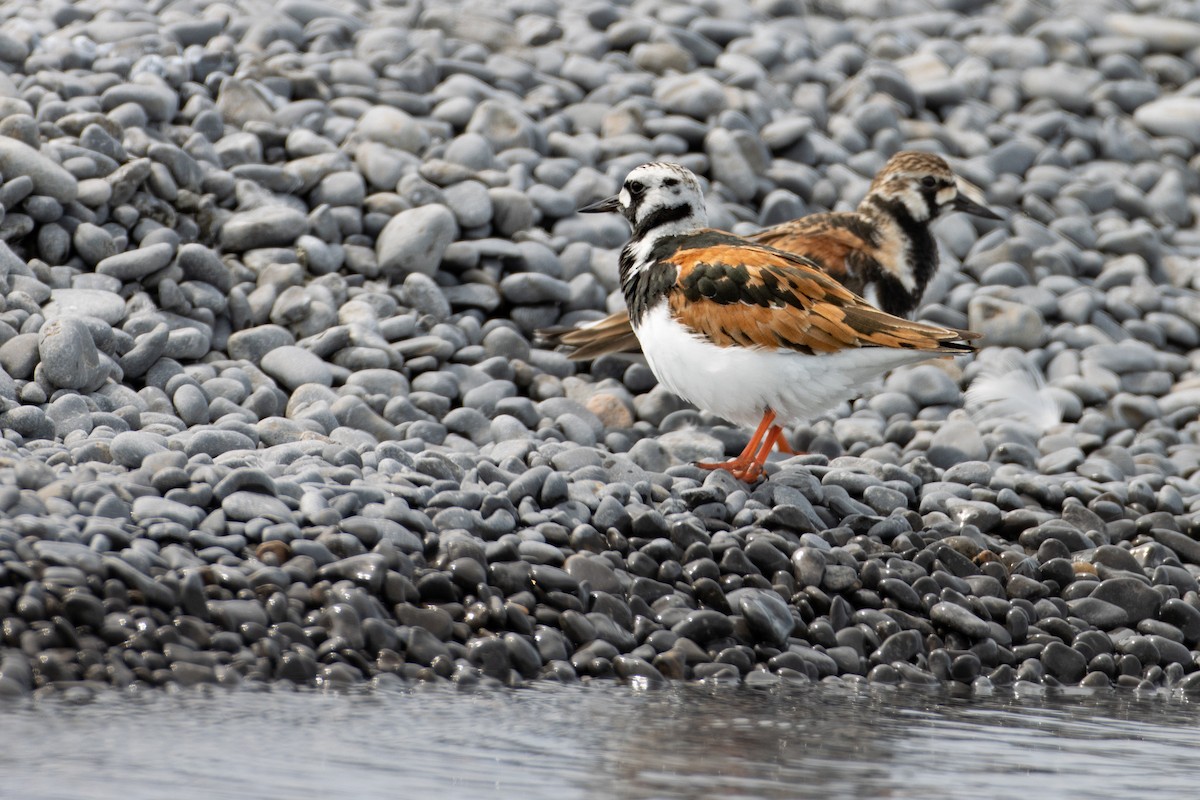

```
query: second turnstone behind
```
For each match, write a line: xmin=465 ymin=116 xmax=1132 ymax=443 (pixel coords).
xmin=538 ymin=151 xmax=998 ymax=360
xmin=585 ymin=162 xmax=980 ymax=482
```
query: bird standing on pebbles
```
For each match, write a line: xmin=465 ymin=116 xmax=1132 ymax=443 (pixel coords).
xmin=581 ymin=162 xmax=980 ymax=482
xmin=539 ymin=151 xmax=999 ymax=359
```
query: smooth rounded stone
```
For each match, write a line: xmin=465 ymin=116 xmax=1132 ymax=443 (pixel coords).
xmin=1105 ymin=14 xmax=1200 ymax=52
xmin=352 ymin=106 xmax=428 ymax=153
xmin=490 ymin=189 xmax=536 ymax=237
xmin=0 ymin=405 xmax=53 ymax=440
xmin=1133 ymin=97 xmax=1200 ymax=145
xmin=1066 ymin=597 xmax=1127 ymax=630
xmin=399 ymin=272 xmax=452 ymax=320
xmin=221 ymin=490 xmax=292 ymax=523
xmin=214 ymin=77 xmax=275 ymax=128
xmin=967 ymin=296 xmax=1046 ymax=349
xmin=930 ymin=601 xmax=991 ymax=639
xmin=873 ymin=629 xmax=924 ymax=664
xmin=1151 ymin=529 xmax=1200 ymax=567
xmin=657 ymin=430 xmax=725 ymax=464
xmin=185 ymin=429 xmax=256 ymax=458
xmin=260 ymin=345 xmax=332 ymax=390
xmin=1159 ymin=599 xmax=1200 ymax=646
xmin=219 ymin=206 xmax=308 ymax=251
xmin=1089 ymin=578 xmax=1162 ymax=625
xmin=0 ymin=652 xmax=33 ymax=695
xmin=169 ymin=381 xmax=211 ymax=429
xmin=886 ymin=364 xmax=960 ymax=406
xmin=0 ymin=333 xmax=40 ymax=380
xmin=1041 ymin=641 xmax=1087 ymax=684
xmin=110 ymin=430 xmax=169 ymax=468
xmin=499 ymin=273 xmax=571 ymax=305
xmin=74 ymin=177 xmax=115 ymax=209
xmin=466 ymin=100 xmax=539 ymax=152
xmin=442 ymin=181 xmax=493 ymax=229
xmin=926 ymin=419 xmax=988 ymax=469
xmin=672 ymin=609 xmax=734 ymax=644
xmin=101 ymin=78 xmax=179 ymax=122
xmin=376 ymin=205 xmax=458 ymax=279
xmin=43 ymin=288 xmax=126 ymax=325
xmin=481 ymin=327 xmax=531 ymax=363
xmin=707 ymin=127 xmax=770 ymax=202
xmin=792 ymin=547 xmax=826 ymax=587
xmin=174 ymin=243 xmax=232 ymax=292
xmin=0 ymin=137 xmax=78 ymax=203
xmin=730 ymin=588 xmax=795 ymax=646
xmin=226 ymin=325 xmax=296 ymax=364
xmin=877 ymin=577 xmax=922 ymax=610
xmin=44 ymin=393 xmax=92 ymax=437
xmin=96 ymin=242 xmax=175 ymax=281
xmin=38 ymin=318 xmax=104 ymax=391
xmin=613 ymin=655 xmax=666 ymax=687
xmin=563 ymin=554 xmax=620 ymax=594
xmin=653 ymin=74 xmax=728 ymax=119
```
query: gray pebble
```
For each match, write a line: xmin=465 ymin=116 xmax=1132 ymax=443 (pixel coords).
xmin=376 ymin=205 xmax=459 ymax=278
xmin=38 ymin=318 xmax=103 ymax=391
xmin=0 ymin=137 xmax=78 ymax=202
xmin=96 ymin=242 xmax=175 ymax=281
xmin=967 ymin=296 xmax=1047 ymax=349
xmin=219 ymin=206 xmax=309 ymax=251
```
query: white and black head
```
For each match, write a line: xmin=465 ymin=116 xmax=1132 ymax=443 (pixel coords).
xmin=579 ymin=162 xmax=707 ymax=239
xmin=866 ymin=151 xmax=1000 ymax=223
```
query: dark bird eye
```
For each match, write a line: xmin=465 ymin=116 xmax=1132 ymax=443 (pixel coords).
xmin=628 ymin=182 xmax=645 ymax=197
xmin=921 ymin=176 xmax=938 ymax=188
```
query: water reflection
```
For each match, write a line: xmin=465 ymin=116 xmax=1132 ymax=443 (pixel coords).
xmin=2 ymin=683 xmax=1200 ymax=800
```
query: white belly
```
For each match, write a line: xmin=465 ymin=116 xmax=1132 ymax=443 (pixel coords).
xmin=635 ymin=304 xmax=943 ymax=428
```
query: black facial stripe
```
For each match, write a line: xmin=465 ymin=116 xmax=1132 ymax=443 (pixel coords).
xmin=625 ymin=183 xmax=646 ymax=221
xmin=923 ymin=185 xmax=944 ymax=209
xmin=633 ymin=202 xmax=692 ymax=239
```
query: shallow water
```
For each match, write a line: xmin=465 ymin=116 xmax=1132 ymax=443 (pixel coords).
xmin=4 ymin=682 xmax=1200 ymax=800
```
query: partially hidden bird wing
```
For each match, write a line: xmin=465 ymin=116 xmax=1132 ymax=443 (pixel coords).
xmin=750 ymin=214 xmax=881 ymax=296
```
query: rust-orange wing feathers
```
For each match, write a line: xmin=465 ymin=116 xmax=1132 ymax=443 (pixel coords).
xmin=664 ymin=238 xmax=976 ymax=356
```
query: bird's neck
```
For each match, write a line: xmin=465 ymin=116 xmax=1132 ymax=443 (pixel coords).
xmin=620 ymin=233 xmax=688 ymax=328
xmin=857 ymin=194 xmax=940 ymax=313
xmin=620 ymin=204 xmax=704 ymax=326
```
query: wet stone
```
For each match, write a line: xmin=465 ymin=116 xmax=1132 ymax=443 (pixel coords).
xmin=1089 ymin=578 xmax=1162 ymax=626
xmin=1066 ymin=597 xmax=1127 ymax=630
xmin=672 ymin=610 xmax=734 ymax=644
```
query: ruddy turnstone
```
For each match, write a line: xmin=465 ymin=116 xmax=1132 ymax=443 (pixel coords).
xmin=538 ymin=151 xmax=998 ymax=360
xmin=583 ymin=161 xmax=980 ymax=482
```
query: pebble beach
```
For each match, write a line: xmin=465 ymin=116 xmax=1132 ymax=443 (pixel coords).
xmin=2 ymin=0 xmax=1200 ymax=699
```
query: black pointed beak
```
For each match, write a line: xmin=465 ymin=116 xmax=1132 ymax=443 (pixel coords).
xmin=578 ymin=195 xmax=621 ymax=214
xmin=954 ymin=193 xmax=1001 ymax=220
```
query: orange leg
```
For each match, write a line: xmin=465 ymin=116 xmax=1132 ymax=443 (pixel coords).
xmin=697 ymin=410 xmax=778 ymax=482
xmin=773 ymin=429 xmax=797 ymax=455
xmin=735 ymin=425 xmax=787 ymax=482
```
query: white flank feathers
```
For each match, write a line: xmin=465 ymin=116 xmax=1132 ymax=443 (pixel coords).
xmin=637 ymin=303 xmax=949 ymax=429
